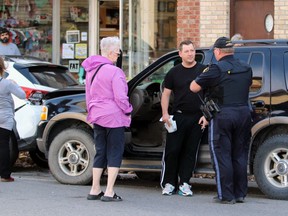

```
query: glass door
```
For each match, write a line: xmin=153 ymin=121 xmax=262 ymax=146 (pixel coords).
xmin=99 ymin=1 xmax=119 ymax=40
xmin=121 ymin=0 xmax=157 ymax=79
xmin=97 ymin=0 xmax=177 ymax=79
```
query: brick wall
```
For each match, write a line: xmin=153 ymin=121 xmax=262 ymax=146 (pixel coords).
xmin=177 ymin=0 xmax=287 ymax=48
xmin=274 ymin=0 xmax=288 ymax=39
xmin=177 ymin=0 xmax=201 ymax=47
xmin=199 ymin=0 xmax=230 ymax=47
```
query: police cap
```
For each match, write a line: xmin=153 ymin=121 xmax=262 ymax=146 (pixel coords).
xmin=213 ymin=37 xmax=233 ymax=49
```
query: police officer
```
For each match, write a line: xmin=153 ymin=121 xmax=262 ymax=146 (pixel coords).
xmin=190 ymin=37 xmax=252 ymax=204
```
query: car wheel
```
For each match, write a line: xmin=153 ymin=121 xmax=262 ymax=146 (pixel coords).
xmin=29 ymin=147 xmax=48 ymax=168
xmin=254 ymin=135 xmax=288 ymax=200
xmin=9 ymin=135 xmax=19 ymax=166
xmin=48 ymin=128 xmax=95 ymax=185
xmin=135 ymin=172 xmax=160 ymax=181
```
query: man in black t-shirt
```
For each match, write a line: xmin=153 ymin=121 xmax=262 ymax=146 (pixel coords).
xmin=160 ymin=40 xmax=206 ymax=196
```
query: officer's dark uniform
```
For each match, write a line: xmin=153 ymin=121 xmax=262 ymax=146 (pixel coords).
xmin=194 ymin=37 xmax=252 ymax=202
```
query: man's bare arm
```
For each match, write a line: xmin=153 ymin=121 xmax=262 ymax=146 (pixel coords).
xmin=161 ymin=88 xmax=172 ymax=126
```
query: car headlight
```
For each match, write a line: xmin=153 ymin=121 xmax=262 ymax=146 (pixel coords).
xmin=40 ymin=106 xmax=48 ymax=121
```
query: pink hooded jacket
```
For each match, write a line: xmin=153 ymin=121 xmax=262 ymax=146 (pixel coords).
xmin=82 ymin=55 xmax=133 ymax=127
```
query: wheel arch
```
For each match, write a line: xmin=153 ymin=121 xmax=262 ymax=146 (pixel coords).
xmin=249 ymin=116 xmax=288 ymax=174
xmin=42 ymin=112 xmax=93 ymax=152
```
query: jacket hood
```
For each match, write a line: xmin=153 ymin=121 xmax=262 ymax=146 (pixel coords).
xmin=81 ymin=55 xmax=113 ymax=73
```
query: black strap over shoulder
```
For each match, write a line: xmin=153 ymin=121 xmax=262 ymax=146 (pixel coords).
xmin=90 ymin=63 xmax=106 ymax=85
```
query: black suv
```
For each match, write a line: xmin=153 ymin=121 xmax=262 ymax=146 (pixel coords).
xmin=36 ymin=40 xmax=288 ymax=200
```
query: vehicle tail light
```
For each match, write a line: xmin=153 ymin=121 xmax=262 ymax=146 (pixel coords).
xmin=40 ymin=106 xmax=48 ymax=121
xmin=21 ymin=87 xmax=49 ymax=105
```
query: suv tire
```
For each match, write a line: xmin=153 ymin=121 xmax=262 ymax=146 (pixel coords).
xmin=254 ymin=135 xmax=288 ymax=200
xmin=48 ymin=128 xmax=95 ymax=185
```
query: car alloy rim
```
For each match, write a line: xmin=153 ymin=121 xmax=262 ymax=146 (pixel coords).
xmin=58 ymin=140 xmax=90 ymax=176
xmin=264 ymin=147 xmax=288 ymax=187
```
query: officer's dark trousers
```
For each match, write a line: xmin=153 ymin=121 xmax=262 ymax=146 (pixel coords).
xmin=0 ymin=127 xmax=12 ymax=179
xmin=161 ymin=112 xmax=202 ymax=188
xmin=208 ymin=106 xmax=251 ymax=201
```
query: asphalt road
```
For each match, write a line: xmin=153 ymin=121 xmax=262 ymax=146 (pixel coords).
xmin=0 ymin=167 xmax=287 ymax=216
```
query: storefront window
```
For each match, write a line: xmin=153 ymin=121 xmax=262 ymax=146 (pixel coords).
xmin=0 ymin=0 xmax=176 ymax=80
xmin=96 ymin=0 xmax=176 ymax=79
xmin=60 ymin=0 xmax=89 ymax=80
xmin=0 ymin=0 xmax=52 ymax=61
xmin=121 ymin=0 xmax=177 ymax=79
xmin=99 ymin=1 xmax=119 ymax=39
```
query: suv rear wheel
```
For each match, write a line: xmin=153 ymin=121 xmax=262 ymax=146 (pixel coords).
xmin=254 ymin=135 xmax=288 ymax=200
xmin=48 ymin=128 xmax=95 ymax=185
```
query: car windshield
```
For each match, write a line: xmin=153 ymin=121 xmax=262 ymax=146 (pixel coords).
xmin=17 ymin=65 xmax=79 ymax=88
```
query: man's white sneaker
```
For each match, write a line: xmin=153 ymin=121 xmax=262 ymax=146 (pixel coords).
xmin=178 ymin=183 xmax=193 ymax=196
xmin=162 ymin=183 xmax=175 ymax=195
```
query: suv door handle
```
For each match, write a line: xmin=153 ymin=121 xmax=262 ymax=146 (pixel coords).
xmin=251 ymin=100 xmax=265 ymax=108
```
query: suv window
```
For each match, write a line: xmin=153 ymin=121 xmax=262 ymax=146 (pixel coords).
xmin=148 ymin=52 xmax=205 ymax=84
xmin=249 ymin=52 xmax=264 ymax=92
xmin=16 ymin=66 xmax=78 ymax=88
xmin=236 ymin=52 xmax=264 ymax=92
xmin=149 ymin=58 xmax=181 ymax=83
xmin=284 ymin=52 xmax=288 ymax=89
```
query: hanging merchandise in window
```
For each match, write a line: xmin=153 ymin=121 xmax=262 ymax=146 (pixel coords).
xmin=69 ymin=6 xmax=88 ymax=23
xmin=0 ymin=0 xmax=52 ymax=61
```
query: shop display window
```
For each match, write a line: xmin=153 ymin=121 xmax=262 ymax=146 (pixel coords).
xmin=0 ymin=0 xmax=52 ymax=61
xmin=120 ymin=0 xmax=177 ymax=78
xmin=97 ymin=1 xmax=176 ymax=79
xmin=60 ymin=0 xmax=89 ymax=79
xmin=0 ymin=0 xmax=177 ymax=80
xmin=99 ymin=2 xmax=119 ymax=38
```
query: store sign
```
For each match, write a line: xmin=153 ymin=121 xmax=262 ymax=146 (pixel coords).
xmin=69 ymin=60 xmax=80 ymax=73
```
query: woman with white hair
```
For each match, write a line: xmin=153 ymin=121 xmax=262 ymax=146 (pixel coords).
xmin=82 ymin=37 xmax=133 ymax=202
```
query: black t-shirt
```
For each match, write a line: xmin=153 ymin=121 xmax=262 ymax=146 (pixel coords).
xmin=164 ymin=62 xmax=206 ymax=113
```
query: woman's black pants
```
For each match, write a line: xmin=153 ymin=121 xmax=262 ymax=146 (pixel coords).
xmin=0 ymin=127 xmax=12 ymax=178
